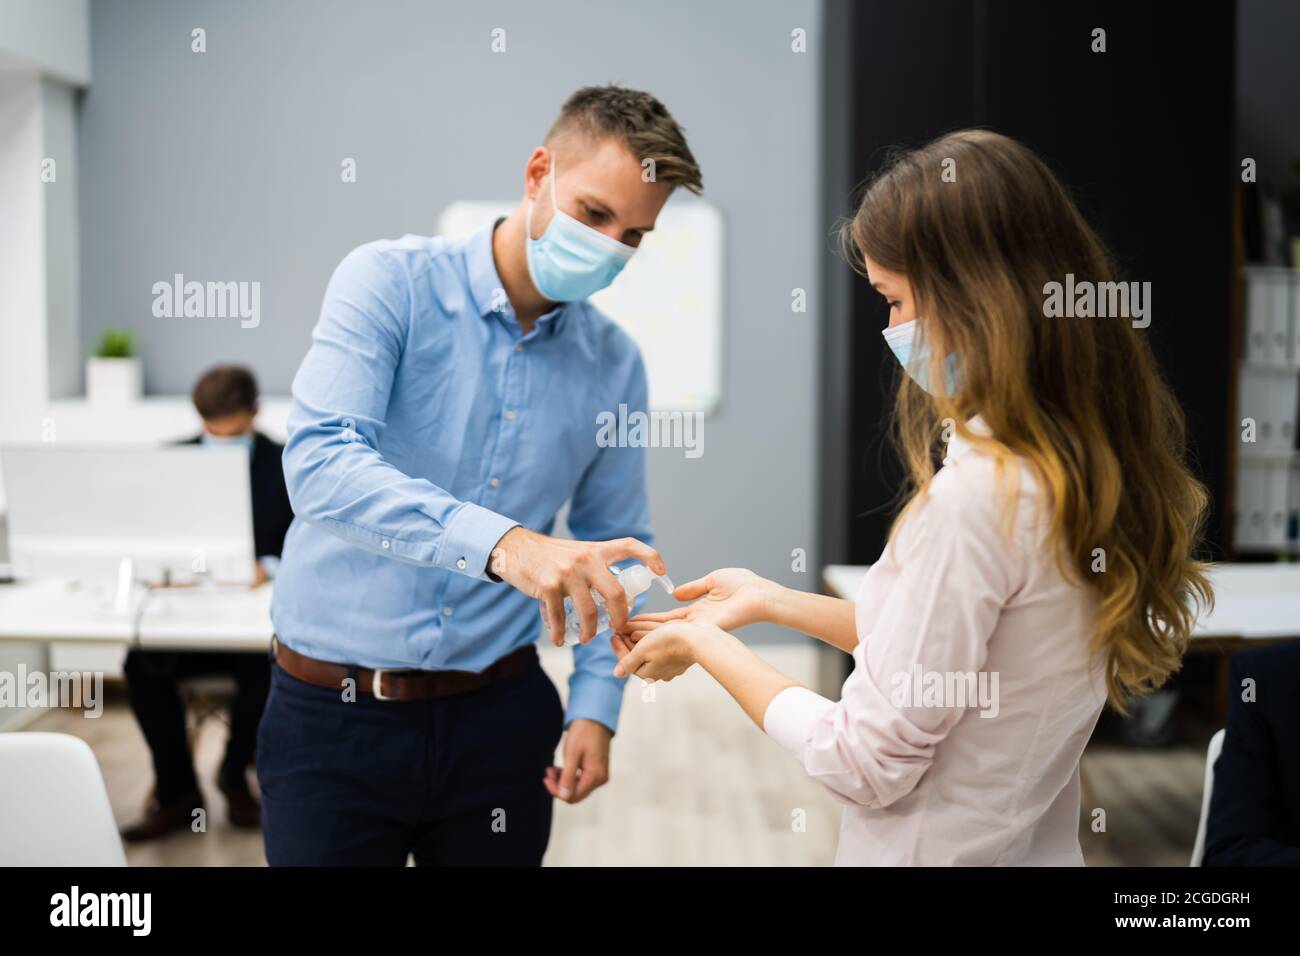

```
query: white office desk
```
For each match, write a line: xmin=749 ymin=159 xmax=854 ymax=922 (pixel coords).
xmin=1192 ymin=565 xmax=1300 ymax=639
xmin=0 ymin=578 xmax=139 ymax=643
xmin=822 ymin=563 xmax=1300 ymax=640
xmin=0 ymin=578 xmax=273 ymax=652
xmin=3 ymin=563 xmax=1293 ymax=655
xmin=136 ymin=585 xmax=273 ymax=651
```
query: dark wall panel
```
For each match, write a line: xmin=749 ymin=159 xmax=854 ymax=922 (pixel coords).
xmin=822 ymin=0 xmax=1236 ymax=564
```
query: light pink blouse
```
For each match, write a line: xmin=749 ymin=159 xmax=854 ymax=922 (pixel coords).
xmin=764 ymin=418 xmax=1107 ymax=865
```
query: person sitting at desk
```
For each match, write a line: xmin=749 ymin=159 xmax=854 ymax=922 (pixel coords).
xmin=1203 ymin=641 xmax=1300 ymax=865
xmin=120 ymin=364 xmax=294 ymax=842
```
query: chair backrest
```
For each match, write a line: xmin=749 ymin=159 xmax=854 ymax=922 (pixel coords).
xmin=1190 ymin=728 xmax=1226 ymax=867
xmin=0 ymin=732 xmax=127 ymax=866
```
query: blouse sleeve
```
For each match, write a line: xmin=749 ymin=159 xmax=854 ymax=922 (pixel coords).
xmin=763 ymin=461 xmax=1024 ymax=808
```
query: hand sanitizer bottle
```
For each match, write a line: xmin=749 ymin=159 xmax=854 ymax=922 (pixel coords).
xmin=539 ymin=563 xmax=675 ymax=646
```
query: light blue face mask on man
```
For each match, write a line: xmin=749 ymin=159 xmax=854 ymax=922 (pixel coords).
xmin=525 ymin=156 xmax=636 ymax=302
xmin=881 ymin=319 xmax=960 ymax=396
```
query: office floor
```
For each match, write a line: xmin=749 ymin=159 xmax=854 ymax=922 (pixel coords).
xmin=26 ymin=642 xmax=1205 ymax=866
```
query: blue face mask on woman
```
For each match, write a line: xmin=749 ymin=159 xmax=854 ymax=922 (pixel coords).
xmin=525 ymin=156 xmax=636 ymax=302
xmin=881 ymin=319 xmax=960 ymax=396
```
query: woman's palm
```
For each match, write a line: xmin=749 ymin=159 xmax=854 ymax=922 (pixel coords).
xmin=624 ymin=567 xmax=771 ymax=639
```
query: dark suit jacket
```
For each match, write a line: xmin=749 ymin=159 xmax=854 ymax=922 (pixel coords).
xmin=1203 ymin=641 xmax=1300 ymax=865
xmin=182 ymin=431 xmax=294 ymax=561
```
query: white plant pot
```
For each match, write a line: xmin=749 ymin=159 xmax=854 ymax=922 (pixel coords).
xmin=85 ymin=356 xmax=143 ymax=404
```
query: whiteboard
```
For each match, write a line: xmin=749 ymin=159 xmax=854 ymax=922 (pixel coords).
xmin=437 ymin=197 xmax=724 ymax=412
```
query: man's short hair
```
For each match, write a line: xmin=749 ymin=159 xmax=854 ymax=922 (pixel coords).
xmin=192 ymin=364 xmax=258 ymax=420
xmin=546 ymin=85 xmax=703 ymax=195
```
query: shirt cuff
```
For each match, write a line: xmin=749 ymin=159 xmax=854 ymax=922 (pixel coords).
xmin=436 ymin=502 xmax=519 ymax=579
xmin=565 ymin=672 xmax=625 ymax=734
xmin=257 ymin=555 xmax=281 ymax=580
xmin=763 ymin=685 xmax=835 ymax=761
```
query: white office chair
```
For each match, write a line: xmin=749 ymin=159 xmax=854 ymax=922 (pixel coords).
xmin=1189 ymin=728 xmax=1226 ymax=867
xmin=0 ymin=732 xmax=127 ymax=866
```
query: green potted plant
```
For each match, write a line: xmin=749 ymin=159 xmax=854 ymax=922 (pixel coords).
xmin=86 ymin=328 xmax=142 ymax=403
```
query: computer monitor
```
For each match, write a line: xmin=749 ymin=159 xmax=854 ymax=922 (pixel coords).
xmin=0 ymin=444 xmax=256 ymax=585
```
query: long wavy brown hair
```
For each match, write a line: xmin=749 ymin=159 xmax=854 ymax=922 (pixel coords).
xmin=841 ymin=129 xmax=1213 ymax=713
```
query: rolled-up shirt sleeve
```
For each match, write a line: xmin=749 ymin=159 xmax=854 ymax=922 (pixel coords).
xmin=763 ymin=462 xmax=1021 ymax=808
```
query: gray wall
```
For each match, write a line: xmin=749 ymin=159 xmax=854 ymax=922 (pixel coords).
xmin=78 ymin=0 xmax=823 ymax=637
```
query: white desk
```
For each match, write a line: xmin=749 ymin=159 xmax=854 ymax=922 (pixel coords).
xmin=137 ymin=586 xmax=273 ymax=651
xmin=0 ymin=579 xmax=138 ymax=643
xmin=0 ymin=578 xmax=273 ymax=652
xmin=3 ymin=563 xmax=1294 ymax=655
xmin=822 ymin=563 xmax=1300 ymax=640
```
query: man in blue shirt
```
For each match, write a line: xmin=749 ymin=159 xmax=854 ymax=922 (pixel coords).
xmin=259 ymin=85 xmax=703 ymax=865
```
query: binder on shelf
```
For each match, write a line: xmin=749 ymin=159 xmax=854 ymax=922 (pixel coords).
xmin=1237 ymin=269 xmax=1300 ymax=553
xmin=1237 ymin=365 xmax=1299 ymax=453
xmin=1234 ymin=450 xmax=1294 ymax=551
xmin=1290 ymin=272 xmax=1300 ymax=364
xmin=1289 ymin=452 xmax=1300 ymax=546
xmin=1242 ymin=266 xmax=1296 ymax=368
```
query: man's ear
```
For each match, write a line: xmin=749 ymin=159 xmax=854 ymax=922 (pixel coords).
xmin=524 ymin=146 xmax=550 ymax=200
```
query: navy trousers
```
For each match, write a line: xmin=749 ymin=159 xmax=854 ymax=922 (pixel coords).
xmin=256 ymin=651 xmax=564 ymax=866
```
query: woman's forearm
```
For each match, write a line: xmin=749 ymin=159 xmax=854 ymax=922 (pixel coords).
xmin=694 ymin=627 xmax=800 ymax=729
xmin=766 ymin=585 xmax=859 ymax=653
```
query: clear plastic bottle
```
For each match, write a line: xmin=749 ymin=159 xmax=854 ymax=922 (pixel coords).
xmin=539 ymin=563 xmax=676 ymax=646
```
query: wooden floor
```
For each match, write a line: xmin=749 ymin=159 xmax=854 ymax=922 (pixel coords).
xmin=23 ymin=642 xmax=1206 ymax=866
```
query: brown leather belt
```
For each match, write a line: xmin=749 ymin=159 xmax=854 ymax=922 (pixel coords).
xmin=272 ymin=636 xmax=537 ymax=701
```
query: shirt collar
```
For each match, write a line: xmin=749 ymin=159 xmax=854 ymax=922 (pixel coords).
xmin=465 ymin=219 xmax=507 ymax=319
xmin=464 ymin=218 xmax=568 ymax=336
xmin=945 ymin=414 xmax=990 ymax=461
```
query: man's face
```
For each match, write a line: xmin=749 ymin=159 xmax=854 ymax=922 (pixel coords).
xmin=202 ymin=408 xmax=256 ymax=438
xmin=526 ymin=136 xmax=673 ymax=249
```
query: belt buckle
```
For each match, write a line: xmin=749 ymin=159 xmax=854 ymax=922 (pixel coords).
xmin=371 ymin=668 xmax=394 ymax=701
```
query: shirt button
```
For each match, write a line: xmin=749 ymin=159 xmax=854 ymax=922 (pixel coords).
xmin=503 ymin=409 xmax=516 ymax=421
xmin=442 ymin=606 xmax=454 ymax=617
xmin=381 ymin=539 xmax=390 ymax=549
xmin=489 ymin=477 xmax=500 ymax=488
xmin=515 ymin=344 xmax=524 ymax=353
xmin=456 ymin=558 xmax=467 ymax=570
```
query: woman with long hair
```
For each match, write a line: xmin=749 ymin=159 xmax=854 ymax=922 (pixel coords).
xmin=612 ymin=129 xmax=1213 ymax=865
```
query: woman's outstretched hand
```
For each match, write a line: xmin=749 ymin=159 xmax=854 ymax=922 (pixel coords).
xmin=616 ymin=568 xmax=777 ymax=644
xmin=611 ymin=620 xmax=725 ymax=682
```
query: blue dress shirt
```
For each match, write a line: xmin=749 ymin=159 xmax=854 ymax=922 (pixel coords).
xmin=270 ymin=222 xmax=652 ymax=732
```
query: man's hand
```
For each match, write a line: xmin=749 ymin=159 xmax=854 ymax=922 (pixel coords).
xmin=618 ymin=568 xmax=776 ymax=643
xmin=544 ymin=718 xmax=612 ymax=804
xmin=489 ymin=527 xmax=666 ymax=647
